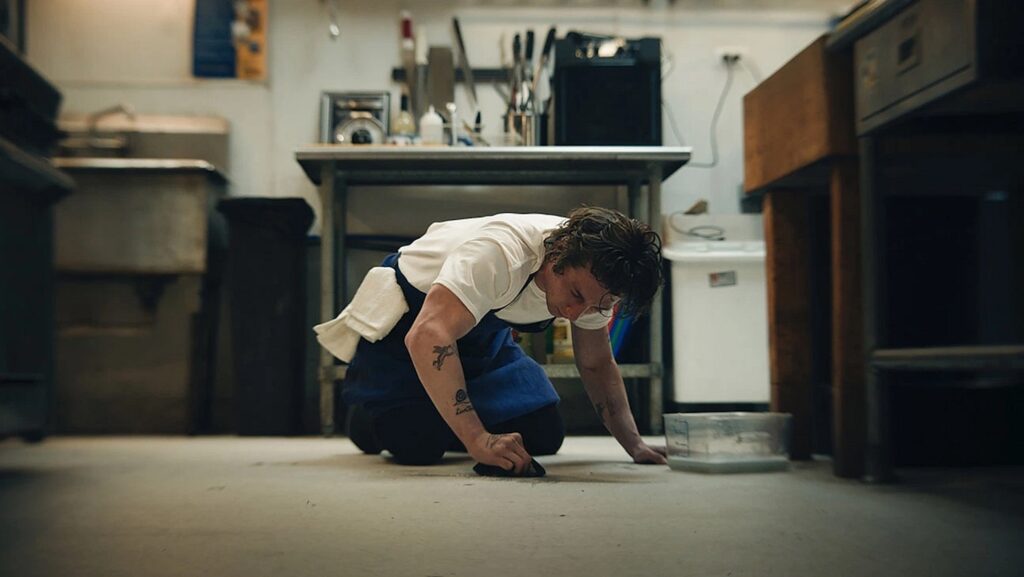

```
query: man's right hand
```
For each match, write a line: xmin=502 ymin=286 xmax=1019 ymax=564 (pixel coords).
xmin=470 ymin=431 xmax=533 ymax=475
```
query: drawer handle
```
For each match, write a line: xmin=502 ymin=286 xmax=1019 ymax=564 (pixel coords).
xmin=896 ymin=13 xmax=921 ymax=74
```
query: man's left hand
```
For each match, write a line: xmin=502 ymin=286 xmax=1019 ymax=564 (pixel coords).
xmin=630 ymin=442 xmax=668 ymax=465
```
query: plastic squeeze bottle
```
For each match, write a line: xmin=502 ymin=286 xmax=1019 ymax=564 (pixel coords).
xmin=419 ymin=105 xmax=444 ymax=145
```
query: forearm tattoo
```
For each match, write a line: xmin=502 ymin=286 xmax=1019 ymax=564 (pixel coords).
xmin=594 ymin=399 xmax=618 ymax=424
xmin=432 ymin=344 xmax=455 ymax=370
xmin=453 ymin=388 xmax=475 ymax=415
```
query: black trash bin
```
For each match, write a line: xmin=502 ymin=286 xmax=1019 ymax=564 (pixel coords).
xmin=217 ymin=198 xmax=314 ymax=436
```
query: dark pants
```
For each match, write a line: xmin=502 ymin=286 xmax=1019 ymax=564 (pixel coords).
xmin=348 ymin=401 xmax=565 ymax=466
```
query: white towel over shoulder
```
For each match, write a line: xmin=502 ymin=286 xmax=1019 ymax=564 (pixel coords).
xmin=313 ymin=267 xmax=409 ymax=362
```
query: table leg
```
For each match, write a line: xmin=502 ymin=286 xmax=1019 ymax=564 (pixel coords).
xmin=860 ymin=137 xmax=895 ymax=482
xmin=763 ymin=190 xmax=813 ymax=459
xmin=830 ymin=158 xmax=866 ymax=478
xmin=865 ymin=366 xmax=894 ymax=482
xmin=627 ymin=179 xmax=642 ymax=223
xmin=334 ymin=174 xmax=347 ymax=323
xmin=625 ymin=176 xmax=664 ymax=434
xmin=648 ymin=166 xmax=664 ymax=435
xmin=318 ymin=163 xmax=336 ymax=436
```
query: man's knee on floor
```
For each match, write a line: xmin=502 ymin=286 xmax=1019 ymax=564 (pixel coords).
xmin=520 ymin=420 xmax=569 ymax=457
xmin=346 ymin=405 xmax=382 ymax=455
xmin=525 ymin=406 xmax=566 ymax=456
xmin=387 ymin=441 xmax=447 ymax=466
xmin=525 ymin=428 xmax=564 ymax=456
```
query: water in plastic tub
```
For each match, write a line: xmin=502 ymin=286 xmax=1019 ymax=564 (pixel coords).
xmin=663 ymin=412 xmax=792 ymax=473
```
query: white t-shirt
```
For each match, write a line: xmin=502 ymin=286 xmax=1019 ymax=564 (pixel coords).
xmin=397 ymin=213 xmax=610 ymax=331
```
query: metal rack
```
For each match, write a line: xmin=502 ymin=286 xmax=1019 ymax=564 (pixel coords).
xmin=295 ymin=145 xmax=690 ymax=435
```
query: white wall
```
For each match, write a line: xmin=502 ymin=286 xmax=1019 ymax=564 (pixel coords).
xmin=26 ymin=0 xmax=842 ymax=236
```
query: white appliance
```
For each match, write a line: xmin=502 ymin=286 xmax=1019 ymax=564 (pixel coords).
xmin=663 ymin=215 xmax=770 ymax=404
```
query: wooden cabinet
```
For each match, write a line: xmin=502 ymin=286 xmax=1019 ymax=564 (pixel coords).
xmin=743 ymin=35 xmax=865 ymax=477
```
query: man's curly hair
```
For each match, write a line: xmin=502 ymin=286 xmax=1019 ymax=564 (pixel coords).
xmin=543 ymin=206 xmax=663 ymax=319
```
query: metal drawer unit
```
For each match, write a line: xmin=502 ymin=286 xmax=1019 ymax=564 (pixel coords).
xmin=852 ymin=0 xmax=1024 ymax=135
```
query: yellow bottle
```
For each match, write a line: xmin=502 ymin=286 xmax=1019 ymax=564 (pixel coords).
xmin=550 ymin=318 xmax=574 ymax=364
xmin=393 ymin=94 xmax=416 ymax=136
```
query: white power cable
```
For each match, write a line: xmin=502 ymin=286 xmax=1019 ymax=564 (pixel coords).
xmin=740 ymin=58 xmax=763 ymax=85
xmin=674 ymin=61 xmax=734 ymax=169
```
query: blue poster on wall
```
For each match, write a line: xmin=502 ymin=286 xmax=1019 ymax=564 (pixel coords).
xmin=193 ymin=0 xmax=235 ymax=78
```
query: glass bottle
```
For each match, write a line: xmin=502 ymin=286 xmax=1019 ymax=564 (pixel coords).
xmin=393 ymin=94 xmax=416 ymax=137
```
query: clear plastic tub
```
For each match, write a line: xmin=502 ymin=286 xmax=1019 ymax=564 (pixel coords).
xmin=663 ymin=412 xmax=792 ymax=473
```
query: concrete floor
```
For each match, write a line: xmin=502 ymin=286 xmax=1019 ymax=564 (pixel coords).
xmin=1 ymin=436 xmax=1021 ymax=577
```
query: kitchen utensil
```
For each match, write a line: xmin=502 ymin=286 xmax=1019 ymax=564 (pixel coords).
xmin=525 ymin=30 xmax=535 ymax=76
xmin=324 ymin=0 xmax=341 ymax=39
xmin=446 ymin=102 xmax=458 ymax=145
xmin=333 ymin=112 xmax=385 ymax=144
xmin=529 ymin=27 xmax=557 ymax=112
xmin=511 ymin=34 xmax=522 ymax=112
xmin=427 ymin=46 xmax=455 ymax=123
xmin=523 ymin=30 xmax=535 ymax=111
xmin=461 ymin=118 xmax=489 ymax=146
xmin=400 ymin=11 xmax=417 ymax=114
xmin=320 ymin=91 xmax=390 ymax=145
xmin=504 ymin=111 xmax=540 ymax=146
xmin=451 ymin=17 xmax=478 ymax=113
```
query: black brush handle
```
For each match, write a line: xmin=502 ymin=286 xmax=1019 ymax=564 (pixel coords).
xmin=525 ymin=30 xmax=535 ymax=66
xmin=540 ymin=27 xmax=556 ymax=63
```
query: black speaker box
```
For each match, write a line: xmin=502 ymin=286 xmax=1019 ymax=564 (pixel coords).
xmin=552 ymin=34 xmax=661 ymax=146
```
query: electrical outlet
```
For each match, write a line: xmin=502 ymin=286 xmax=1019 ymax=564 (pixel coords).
xmin=714 ymin=46 xmax=747 ymax=65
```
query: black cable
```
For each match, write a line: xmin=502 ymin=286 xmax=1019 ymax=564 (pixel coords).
xmin=668 ymin=213 xmax=726 ymax=241
xmin=683 ymin=225 xmax=725 ymax=241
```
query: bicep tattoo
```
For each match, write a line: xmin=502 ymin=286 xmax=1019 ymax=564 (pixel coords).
xmin=432 ymin=344 xmax=455 ymax=370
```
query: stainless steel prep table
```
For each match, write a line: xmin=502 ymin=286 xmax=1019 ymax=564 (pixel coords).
xmin=296 ymin=145 xmax=691 ymax=436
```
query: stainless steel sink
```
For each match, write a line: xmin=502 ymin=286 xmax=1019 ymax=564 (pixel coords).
xmin=53 ymin=157 xmax=227 ymax=179
xmin=52 ymin=112 xmax=230 ymax=275
xmin=57 ymin=104 xmax=135 ymax=158
xmin=57 ymin=112 xmax=229 ymax=170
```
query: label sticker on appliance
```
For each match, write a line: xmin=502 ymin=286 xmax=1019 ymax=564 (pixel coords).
xmin=709 ymin=271 xmax=737 ymax=288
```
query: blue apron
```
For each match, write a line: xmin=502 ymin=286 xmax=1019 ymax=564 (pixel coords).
xmin=341 ymin=253 xmax=558 ymax=426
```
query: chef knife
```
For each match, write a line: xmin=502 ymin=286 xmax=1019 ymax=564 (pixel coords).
xmin=512 ymin=33 xmax=522 ymax=112
xmin=451 ymin=17 xmax=478 ymax=113
xmin=525 ymin=30 xmax=535 ymax=80
xmin=529 ymin=26 xmax=557 ymax=112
